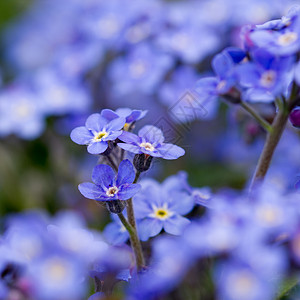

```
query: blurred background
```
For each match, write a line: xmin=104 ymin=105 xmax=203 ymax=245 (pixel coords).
xmin=0 ymin=0 xmax=299 ymax=228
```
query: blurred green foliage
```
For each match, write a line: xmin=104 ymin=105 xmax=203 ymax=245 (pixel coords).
xmin=0 ymin=0 xmax=30 ymax=30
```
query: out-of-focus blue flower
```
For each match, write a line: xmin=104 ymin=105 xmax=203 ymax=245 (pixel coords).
xmin=118 ymin=125 xmax=185 ymax=160
xmin=28 ymin=251 xmax=86 ymax=300
xmin=70 ymin=113 xmax=125 ymax=154
xmin=215 ymin=260 xmax=277 ymax=300
xmin=236 ymin=49 xmax=294 ymax=102
xmin=47 ymin=211 xmax=108 ymax=263
xmin=103 ymin=212 xmax=129 ymax=245
xmin=108 ymin=43 xmax=174 ymax=96
xmin=128 ymin=235 xmax=194 ymax=300
xmin=195 ymin=47 xmax=244 ymax=105
xmin=249 ymin=6 xmax=300 ymax=56
xmin=79 ymin=159 xmax=141 ymax=201
xmin=34 ymin=69 xmax=91 ymax=116
xmin=0 ymin=85 xmax=45 ymax=140
xmin=101 ymin=108 xmax=147 ymax=130
xmin=155 ymin=20 xmax=219 ymax=64
xmin=89 ymin=245 xmax=133 ymax=283
xmin=133 ymin=178 xmax=194 ymax=241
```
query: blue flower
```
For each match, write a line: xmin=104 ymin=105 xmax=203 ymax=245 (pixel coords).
xmin=103 ymin=212 xmax=130 ymax=245
xmin=78 ymin=159 xmax=141 ymax=202
xmin=133 ymin=179 xmax=194 ymax=241
xmin=101 ymin=108 xmax=147 ymax=130
xmin=195 ymin=47 xmax=245 ymax=104
xmin=249 ymin=7 xmax=300 ymax=56
xmin=118 ymin=125 xmax=185 ymax=160
xmin=70 ymin=113 xmax=125 ymax=154
xmin=236 ymin=49 xmax=294 ymax=102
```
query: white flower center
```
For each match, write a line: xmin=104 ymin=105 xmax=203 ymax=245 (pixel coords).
xmin=139 ymin=142 xmax=155 ymax=152
xmin=228 ymin=271 xmax=257 ymax=298
xmin=129 ymin=60 xmax=148 ymax=78
xmin=106 ymin=186 xmax=119 ymax=197
xmin=278 ymin=32 xmax=298 ymax=46
xmin=216 ymin=80 xmax=227 ymax=92
xmin=260 ymin=70 xmax=276 ymax=88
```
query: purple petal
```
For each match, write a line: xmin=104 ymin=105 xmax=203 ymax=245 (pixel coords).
xmin=157 ymin=143 xmax=185 ymax=159
xmin=101 ymin=109 xmax=119 ymax=121
xmin=212 ymin=52 xmax=233 ymax=78
xmin=236 ymin=63 xmax=261 ymax=87
xmin=70 ymin=126 xmax=93 ymax=145
xmin=92 ymin=164 xmax=115 ymax=187
xmin=168 ymin=192 xmax=194 ymax=215
xmin=78 ymin=182 xmax=105 ymax=200
xmin=117 ymin=143 xmax=142 ymax=154
xmin=103 ymin=130 xmax=122 ymax=141
xmin=103 ymin=222 xmax=129 ymax=245
xmin=137 ymin=218 xmax=163 ymax=241
xmin=87 ymin=141 xmax=108 ymax=154
xmin=163 ymin=215 xmax=190 ymax=235
xmin=138 ymin=125 xmax=164 ymax=144
xmin=85 ymin=113 xmax=107 ymax=132
xmin=118 ymin=184 xmax=141 ymax=200
xmin=116 ymin=159 xmax=135 ymax=186
xmin=118 ymin=131 xmax=140 ymax=144
xmin=106 ymin=117 xmax=126 ymax=131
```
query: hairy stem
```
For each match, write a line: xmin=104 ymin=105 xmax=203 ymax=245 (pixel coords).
xmin=240 ymin=101 xmax=273 ymax=133
xmin=250 ymin=93 xmax=298 ymax=190
xmin=118 ymin=212 xmax=145 ymax=271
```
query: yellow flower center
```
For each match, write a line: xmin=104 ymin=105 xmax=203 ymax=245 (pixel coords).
xmin=278 ymin=32 xmax=298 ymax=46
xmin=123 ymin=123 xmax=130 ymax=131
xmin=106 ymin=186 xmax=119 ymax=197
xmin=150 ymin=204 xmax=173 ymax=220
xmin=94 ymin=131 xmax=108 ymax=142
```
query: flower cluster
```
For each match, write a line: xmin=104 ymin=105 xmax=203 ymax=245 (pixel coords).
xmin=0 ymin=0 xmax=296 ymax=140
xmin=0 ymin=211 xmax=132 ymax=300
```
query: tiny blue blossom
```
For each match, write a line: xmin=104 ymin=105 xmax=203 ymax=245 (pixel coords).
xmin=79 ymin=159 xmax=141 ymax=201
xmin=101 ymin=108 xmax=147 ymax=130
xmin=70 ymin=113 xmax=125 ymax=154
xmin=118 ymin=125 xmax=185 ymax=160
xmin=133 ymin=179 xmax=194 ymax=241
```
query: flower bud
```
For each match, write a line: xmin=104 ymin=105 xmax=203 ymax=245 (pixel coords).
xmin=133 ymin=154 xmax=153 ymax=172
xmin=289 ymin=107 xmax=300 ymax=128
xmin=106 ymin=200 xmax=126 ymax=214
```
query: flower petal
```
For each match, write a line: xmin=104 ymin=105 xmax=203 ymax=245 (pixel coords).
xmin=163 ymin=215 xmax=190 ymax=235
xmin=87 ymin=141 xmax=108 ymax=154
xmin=85 ymin=113 xmax=107 ymax=132
xmin=117 ymin=183 xmax=141 ymax=200
xmin=78 ymin=182 xmax=105 ymax=200
xmin=117 ymin=143 xmax=141 ymax=154
xmin=138 ymin=125 xmax=164 ymax=144
xmin=137 ymin=218 xmax=163 ymax=241
xmin=92 ymin=164 xmax=115 ymax=187
xmin=118 ymin=131 xmax=140 ymax=144
xmin=157 ymin=143 xmax=185 ymax=159
xmin=106 ymin=117 xmax=126 ymax=131
xmin=70 ymin=127 xmax=93 ymax=145
xmin=116 ymin=159 xmax=135 ymax=186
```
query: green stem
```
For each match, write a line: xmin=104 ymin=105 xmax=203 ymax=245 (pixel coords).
xmin=240 ymin=101 xmax=273 ymax=133
xmin=117 ymin=212 xmax=145 ymax=271
xmin=249 ymin=93 xmax=298 ymax=190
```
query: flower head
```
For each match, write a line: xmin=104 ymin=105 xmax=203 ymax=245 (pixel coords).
xmin=70 ymin=113 xmax=125 ymax=154
xmin=118 ymin=125 xmax=185 ymax=160
xmin=101 ymin=108 xmax=147 ymax=131
xmin=133 ymin=178 xmax=194 ymax=241
xmin=78 ymin=159 xmax=141 ymax=204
